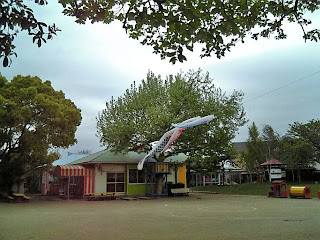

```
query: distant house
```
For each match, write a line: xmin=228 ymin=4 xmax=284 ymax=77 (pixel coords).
xmin=190 ymin=160 xmax=245 ymax=187
xmin=52 ymin=149 xmax=188 ymax=199
xmin=260 ymin=159 xmax=286 ymax=182
xmin=189 ymin=142 xmax=247 ymax=187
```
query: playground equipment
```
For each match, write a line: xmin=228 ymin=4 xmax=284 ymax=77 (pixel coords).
xmin=268 ymin=180 xmax=287 ymax=198
xmin=7 ymin=193 xmax=30 ymax=203
xmin=145 ymin=162 xmax=170 ymax=197
xmin=289 ymin=186 xmax=312 ymax=199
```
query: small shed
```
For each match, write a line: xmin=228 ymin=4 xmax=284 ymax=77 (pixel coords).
xmin=260 ymin=159 xmax=286 ymax=182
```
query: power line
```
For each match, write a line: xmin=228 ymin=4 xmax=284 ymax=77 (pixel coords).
xmin=243 ymin=69 xmax=320 ymax=104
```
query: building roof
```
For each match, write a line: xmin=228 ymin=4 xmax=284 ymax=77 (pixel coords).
xmin=53 ymin=153 xmax=90 ymax=166
xmin=260 ymin=159 xmax=285 ymax=166
xmin=68 ymin=149 xmax=188 ymax=165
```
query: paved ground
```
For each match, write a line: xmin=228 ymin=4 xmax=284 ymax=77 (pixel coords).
xmin=0 ymin=193 xmax=319 ymax=240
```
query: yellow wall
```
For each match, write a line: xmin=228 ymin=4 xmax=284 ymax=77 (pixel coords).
xmin=178 ymin=165 xmax=187 ymax=188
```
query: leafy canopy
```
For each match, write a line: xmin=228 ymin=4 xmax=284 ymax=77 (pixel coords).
xmin=288 ymin=119 xmax=320 ymax=162
xmin=97 ymin=69 xmax=246 ymax=172
xmin=0 ymin=74 xmax=81 ymax=193
xmin=0 ymin=0 xmax=60 ymax=67
xmin=60 ymin=0 xmax=320 ymax=64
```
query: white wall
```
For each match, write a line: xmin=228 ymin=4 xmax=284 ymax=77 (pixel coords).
xmin=94 ymin=164 xmax=126 ymax=193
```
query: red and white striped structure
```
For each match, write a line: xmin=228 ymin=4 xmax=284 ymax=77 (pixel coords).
xmin=54 ymin=165 xmax=95 ymax=195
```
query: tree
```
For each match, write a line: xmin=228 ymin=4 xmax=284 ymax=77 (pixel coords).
xmin=288 ymin=119 xmax=320 ymax=162
xmin=262 ymin=124 xmax=281 ymax=160
xmin=244 ymin=122 xmax=264 ymax=181
xmin=0 ymin=0 xmax=60 ymax=67
xmin=280 ymin=137 xmax=314 ymax=182
xmin=0 ymin=74 xmax=81 ymax=194
xmin=280 ymin=119 xmax=320 ymax=181
xmin=60 ymin=0 xmax=320 ymax=64
xmin=97 ymin=69 xmax=246 ymax=193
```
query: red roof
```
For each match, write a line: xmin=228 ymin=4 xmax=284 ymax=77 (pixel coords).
xmin=260 ymin=159 xmax=285 ymax=166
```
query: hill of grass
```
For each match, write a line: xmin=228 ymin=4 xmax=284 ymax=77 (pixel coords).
xmin=191 ymin=182 xmax=320 ymax=198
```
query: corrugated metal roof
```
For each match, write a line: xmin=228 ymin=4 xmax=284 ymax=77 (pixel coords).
xmin=68 ymin=149 xmax=187 ymax=165
xmin=53 ymin=153 xmax=89 ymax=166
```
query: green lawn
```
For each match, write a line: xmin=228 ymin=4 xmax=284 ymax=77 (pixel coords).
xmin=191 ymin=182 xmax=320 ymax=198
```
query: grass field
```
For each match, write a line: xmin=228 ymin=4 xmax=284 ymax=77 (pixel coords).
xmin=192 ymin=182 xmax=320 ymax=198
xmin=0 ymin=193 xmax=319 ymax=240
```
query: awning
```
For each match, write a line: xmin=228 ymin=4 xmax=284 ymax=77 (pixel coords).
xmin=54 ymin=165 xmax=93 ymax=177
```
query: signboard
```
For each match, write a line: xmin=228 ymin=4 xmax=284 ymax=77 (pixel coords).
xmin=270 ymin=169 xmax=281 ymax=174
xmin=271 ymin=173 xmax=282 ymax=179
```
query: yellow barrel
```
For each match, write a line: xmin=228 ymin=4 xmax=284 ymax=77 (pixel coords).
xmin=289 ymin=186 xmax=312 ymax=198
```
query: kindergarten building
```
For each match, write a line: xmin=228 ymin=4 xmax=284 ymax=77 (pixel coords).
xmin=52 ymin=149 xmax=187 ymax=198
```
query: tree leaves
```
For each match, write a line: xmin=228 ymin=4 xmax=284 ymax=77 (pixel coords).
xmin=97 ymin=69 xmax=246 ymax=172
xmin=0 ymin=75 xmax=82 ymax=192
xmin=0 ymin=0 xmax=60 ymax=67
xmin=59 ymin=0 xmax=320 ymax=64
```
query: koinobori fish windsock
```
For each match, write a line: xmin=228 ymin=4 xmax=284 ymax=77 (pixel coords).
xmin=137 ymin=117 xmax=200 ymax=170
xmin=161 ymin=116 xmax=201 ymax=153
xmin=137 ymin=128 xmax=176 ymax=170
xmin=172 ymin=115 xmax=214 ymax=129
xmin=137 ymin=115 xmax=214 ymax=170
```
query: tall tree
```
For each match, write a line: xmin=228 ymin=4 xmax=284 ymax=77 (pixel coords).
xmin=0 ymin=0 xmax=60 ymax=67
xmin=262 ymin=124 xmax=281 ymax=160
xmin=0 ymin=74 xmax=81 ymax=193
xmin=97 ymin=69 xmax=246 ymax=193
xmin=60 ymin=0 xmax=320 ymax=64
xmin=244 ymin=122 xmax=264 ymax=181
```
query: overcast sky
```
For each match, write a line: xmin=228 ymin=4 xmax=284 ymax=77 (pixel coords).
xmin=1 ymin=1 xmax=320 ymax=156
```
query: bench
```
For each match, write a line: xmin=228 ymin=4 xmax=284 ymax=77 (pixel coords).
xmin=171 ymin=188 xmax=189 ymax=196
xmin=85 ymin=192 xmax=116 ymax=201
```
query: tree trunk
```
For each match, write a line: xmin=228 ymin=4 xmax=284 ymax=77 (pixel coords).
xmin=155 ymin=174 xmax=163 ymax=195
xmin=297 ymin=169 xmax=301 ymax=182
xmin=186 ymin=162 xmax=191 ymax=187
xmin=222 ymin=170 xmax=225 ymax=185
xmin=154 ymin=153 xmax=165 ymax=195
xmin=292 ymin=169 xmax=295 ymax=182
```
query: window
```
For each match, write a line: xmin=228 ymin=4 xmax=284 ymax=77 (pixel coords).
xmin=107 ymin=173 xmax=125 ymax=193
xmin=129 ymin=169 xmax=145 ymax=183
